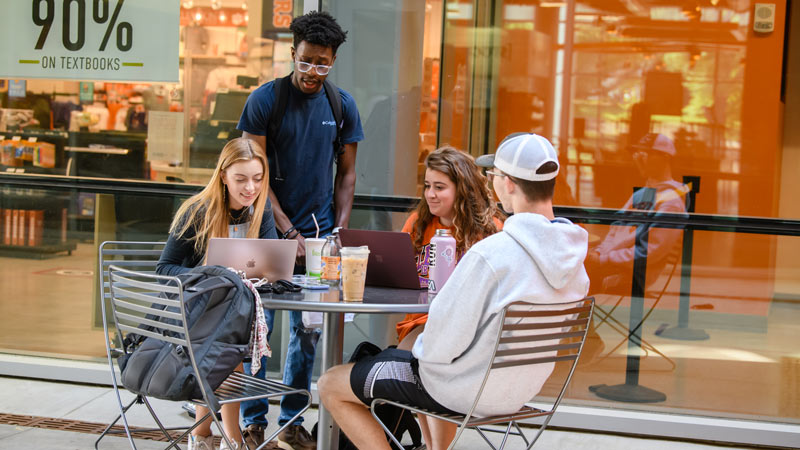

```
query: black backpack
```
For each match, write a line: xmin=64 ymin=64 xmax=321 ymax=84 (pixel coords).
xmin=117 ymin=266 xmax=254 ymax=410
xmin=313 ymin=341 xmax=423 ymax=450
xmin=267 ymin=73 xmax=344 ymax=181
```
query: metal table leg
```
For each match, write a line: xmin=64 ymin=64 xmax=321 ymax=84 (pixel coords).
xmin=318 ymin=311 xmax=345 ymax=449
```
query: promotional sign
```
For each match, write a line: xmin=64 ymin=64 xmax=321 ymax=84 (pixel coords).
xmin=146 ymin=111 xmax=184 ymax=163
xmin=0 ymin=0 xmax=179 ymax=82
xmin=9 ymin=80 xmax=27 ymax=98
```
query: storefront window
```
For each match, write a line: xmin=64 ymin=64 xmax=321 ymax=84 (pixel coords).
xmin=0 ymin=1 xmax=310 ymax=362
xmin=446 ymin=0 xmax=798 ymax=428
xmin=1 ymin=0 xmax=308 ymax=184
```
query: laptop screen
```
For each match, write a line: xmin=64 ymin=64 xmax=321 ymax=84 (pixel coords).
xmin=338 ymin=229 xmax=423 ymax=290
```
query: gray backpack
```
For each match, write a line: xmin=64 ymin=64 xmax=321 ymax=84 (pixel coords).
xmin=118 ymin=265 xmax=254 ymax=403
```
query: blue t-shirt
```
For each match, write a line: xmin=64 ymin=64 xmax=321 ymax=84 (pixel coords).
xmin=237 ymin=79 xmax=364 ymax=237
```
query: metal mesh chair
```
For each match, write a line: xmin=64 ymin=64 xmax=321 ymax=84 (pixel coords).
xmin=370 ymin=297 xmax=594 ymax=450
xmin=98 ymin=241 xmax=312 ymax=449
xmin=589 ymin=245 xmax=681 ymax=370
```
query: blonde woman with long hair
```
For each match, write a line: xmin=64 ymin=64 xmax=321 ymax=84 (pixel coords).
xmin=157 ymin=137 xmax=277 ymax=450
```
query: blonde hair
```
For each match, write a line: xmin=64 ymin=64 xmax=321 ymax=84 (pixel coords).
xmin=170 ymin=137 xmax=270 ymax=254
xmin=411 ymin=146 xmax=501 ymax=254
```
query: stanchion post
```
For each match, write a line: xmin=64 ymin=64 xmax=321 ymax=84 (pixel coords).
xmin=660 ymin=175 xmax=709 ymax=340
xmin=590 ymin=187 xmax=667 ymax=403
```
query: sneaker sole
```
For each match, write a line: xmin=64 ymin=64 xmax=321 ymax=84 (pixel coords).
xmin=276 ymin=441 xmax=294 ymax=450
xmin=276 ymin=440 xmax=314 ymax=450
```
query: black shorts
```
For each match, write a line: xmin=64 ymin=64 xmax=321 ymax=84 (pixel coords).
xmin=349 ymin=347 xmax=458 ymax=415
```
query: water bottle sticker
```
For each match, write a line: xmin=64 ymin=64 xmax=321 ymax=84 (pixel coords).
xmin=441 ymin=247 xmax=454 ymax=264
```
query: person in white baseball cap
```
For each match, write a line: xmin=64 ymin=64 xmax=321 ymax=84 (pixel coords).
xmin=476 ymin=132 xmax=559 ymax=180
xmin=476 ymin=132 xmax=561 ymax=216
xmin=317 ymin=132 xmax=589 ymax=450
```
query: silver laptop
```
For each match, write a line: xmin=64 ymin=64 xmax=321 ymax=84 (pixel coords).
xmin=206 ymin=238 xmax=297 ymax=281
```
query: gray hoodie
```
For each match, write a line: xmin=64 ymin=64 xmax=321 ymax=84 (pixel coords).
xmin=412 ymin=213 xmax=590 ymax=416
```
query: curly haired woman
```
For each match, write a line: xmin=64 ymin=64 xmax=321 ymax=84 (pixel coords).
xmin=396 ymin=146 xmax=504 ymax=348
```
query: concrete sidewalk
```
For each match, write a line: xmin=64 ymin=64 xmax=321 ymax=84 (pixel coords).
xmin=0 ymin=376 xmax=761 ymax=449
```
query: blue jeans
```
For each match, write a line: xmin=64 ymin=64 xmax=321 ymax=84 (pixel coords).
xmin=241 ymin=309 xmax=321 ymax=427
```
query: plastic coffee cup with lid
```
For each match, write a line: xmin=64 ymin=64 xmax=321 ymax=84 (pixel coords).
xmin=340 ymin=246 xmax=370 ymax=302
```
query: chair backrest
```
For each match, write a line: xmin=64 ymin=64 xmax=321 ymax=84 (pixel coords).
xmin=470 ymin=297 xmax=594 ymax=420
xmin=107 ymin=264 xmax=190 ymax=352
xmin=99 ymin=241 xmax=166 ymax=304
xmin=98 ymin=241 xmax=166 ymax=358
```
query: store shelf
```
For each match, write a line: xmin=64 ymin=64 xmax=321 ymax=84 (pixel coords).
xmin=0 ymin=241 xmax=77 ymax=259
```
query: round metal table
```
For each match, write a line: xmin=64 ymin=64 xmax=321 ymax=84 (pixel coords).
xmin=261 ymin=285 xmax=430 ymax=450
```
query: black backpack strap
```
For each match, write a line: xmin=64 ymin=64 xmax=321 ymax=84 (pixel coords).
xmin=323 ymin=78 xmax=345 ymax=161
xmin=268 ymin=74 xmax=292 ymax=181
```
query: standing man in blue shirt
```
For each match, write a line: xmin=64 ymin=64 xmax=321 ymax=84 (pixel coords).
xmin=237 ymin=11 xmax=364 ymax=450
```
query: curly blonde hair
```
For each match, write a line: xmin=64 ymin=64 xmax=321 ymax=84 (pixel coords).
xmin=411 ymin=147 xmax=501 ymax=254
xmin=170 ymin=137 xmax=270 ymax=254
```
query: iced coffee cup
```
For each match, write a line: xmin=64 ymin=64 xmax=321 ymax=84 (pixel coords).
xmin=305 ymin=238 xmax=326 ymax=279
xmin=340 ymin=246 xmax=370 ymax=302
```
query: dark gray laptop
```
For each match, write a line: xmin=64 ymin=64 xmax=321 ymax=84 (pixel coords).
xmin=338 ymin=229 xmax=424 ymax=289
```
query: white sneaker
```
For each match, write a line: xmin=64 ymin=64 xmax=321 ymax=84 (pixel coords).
xmin=219 ymin=438 xmax=242 ymax=450
xmin=188 ymin=434 xmax=216 ymax=450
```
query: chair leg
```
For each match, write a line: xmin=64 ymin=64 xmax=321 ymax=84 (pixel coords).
xmin=595 ymin=304 xmax=677 ymax=370
xmin=592 ymin=296 xmax=625 ymax=330
xmin=95 ymin=395 xmax=140 ymax=449
xmin=97 ymin=394 xmax=194 ymax=450
xmin=141 ymin=396 xmax=180 ymax=444
xmin=496 ymin=422 xmax=514 ymax=449
xmin=110 ymin=385 xmax=140 ymax=449
xmin=369 ymin=403 xmax=406 ymax=450
xmin=163 ymin=412 xmax=211 ymax=450
xmin=525 ymin=415 xmax=554 ymax=450
xmin=261 ymin=392 xmax=312 ymax=449
xmin=475 ymin=427 xmax=500 ymax=450
xmin=512 ymin=421 xmax=529 ymax=447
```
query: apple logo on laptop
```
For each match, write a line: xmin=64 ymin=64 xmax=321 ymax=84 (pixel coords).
xmin=375 ymin=254 xmax=384 ymax=263
xmin=246 ymin=258 xmax=256 ymax=268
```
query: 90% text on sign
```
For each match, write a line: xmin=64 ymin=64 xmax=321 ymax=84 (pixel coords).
xmin=2 ymin=0 xmax=178 ymax=83
xmin=33 ymin=0 xmax=132 ymax=52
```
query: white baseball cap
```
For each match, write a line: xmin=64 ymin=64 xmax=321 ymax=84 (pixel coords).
xmin=476 ymin=133 xmax=559 ymax=181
